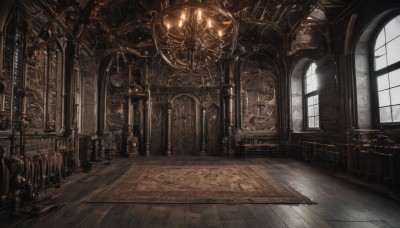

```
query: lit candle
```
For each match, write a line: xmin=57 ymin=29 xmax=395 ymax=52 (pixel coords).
xmin=166 ymin=22 xmax=170 ymax=30
xmin=179 ymin=20 xmax=183 ymax=27
xmin=218 ymin=30 xmax=223 ymax=38
xmin=181 ymin=12 xmax=186 ymax=21
xmin=197 ymin=9 xmax=202 ymax=21
xmin=207 ymin=19 xmax=212 ymax=28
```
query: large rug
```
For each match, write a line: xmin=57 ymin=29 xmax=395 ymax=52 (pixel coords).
xmin=90 ymin=164 xmax=314 ymax=204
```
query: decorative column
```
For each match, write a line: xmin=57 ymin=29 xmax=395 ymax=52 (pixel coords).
xmin=166 ymin=102 xmax=172 ymax=156
xmin=199 ymin=106 xmax=206 ymax=156
xmin=224 ymin=60 xmax=234 ymax=135
xmin=144 ymin=98 xmax=151 ymax=157
xmin=223 ymin=59 xmax=234 ymax=157
xmin=225 ymin=85 xmax=234 ymax=135
xmin=125 ymin=64 xmax=138 ymax=157
xmin=143 ymin=58 xmax=151 ymax=157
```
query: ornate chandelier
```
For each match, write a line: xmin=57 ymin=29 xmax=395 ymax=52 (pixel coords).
xmin=151 ymin=1 xmax=238 ymax=71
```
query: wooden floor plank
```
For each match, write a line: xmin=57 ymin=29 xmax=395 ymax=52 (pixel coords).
xmin=291 ymin=205 xmax=331 ymax=228
xmin=1 ymin=156 xmax=400 ymax=228
xmin=247 ymin=205 xmax=288 ymax=228
xmin=102 ymin=204 xmax=130 ymax=228
xmin=77 ymin=204 xmax=113 ymax=227
xmin=271 ymin=205 xmax=313 ymax=228
xmin=121 ymin=204 xmax=152 ymax=227
xmin=186 ymin=204 xmax=223 ymax=228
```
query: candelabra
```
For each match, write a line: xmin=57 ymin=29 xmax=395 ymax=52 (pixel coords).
xmin=151 ymin=1 xmax=238 ymax=71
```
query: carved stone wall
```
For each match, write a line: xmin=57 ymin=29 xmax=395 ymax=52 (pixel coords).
xmin=106 ymin=87 xmax=126 ymax=131
xmin=206 ymin=104 xmax=220 ymax=155
xmin=81 ymin=56 xmax=97 ymax=134
xmin=149 ymin=62 xmax=220 ymax=88
xmin=241 ymin=54 xmax=278 ymax=134
xmin=26 ymin=45 xmax=46 ymax=131
xmin=25 ymin=42 xmax=63 ymax=133
xmin=317 ymin=58 xmax=342 ymax=130
xmin=22 ymin=137 xmax=55 ymax=156
xmin=150 ymin=102 xmax=166 ymax=155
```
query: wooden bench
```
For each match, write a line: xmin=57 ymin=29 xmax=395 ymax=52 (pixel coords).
xmin=242 ymin=143 xmax=280 ymax=158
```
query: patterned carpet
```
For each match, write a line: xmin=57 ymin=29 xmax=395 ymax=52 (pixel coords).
xmin=90 ymin=163 xmax=314 ymax=204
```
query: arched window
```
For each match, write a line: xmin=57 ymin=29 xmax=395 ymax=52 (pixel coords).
xmin=372 ymin=15 xmax=400 ymax=125
xmin=305 ymin=63 xmax=319 ymax=129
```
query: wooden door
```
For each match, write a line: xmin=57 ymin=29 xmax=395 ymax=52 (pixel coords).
xmin=171 ymin=95 xmax=199 ymax=155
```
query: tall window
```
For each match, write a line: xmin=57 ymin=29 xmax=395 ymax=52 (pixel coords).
xmin=3 ymin=9 xmax=26 ymax=122
xmin=373 ymin=15 xmax=400 ymax=124
xmin=305 ymin=63 xmax=319 ymax=129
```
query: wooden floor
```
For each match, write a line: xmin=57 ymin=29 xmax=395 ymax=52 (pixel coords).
xmin=2 ymin=156 xmax=400 ymax=228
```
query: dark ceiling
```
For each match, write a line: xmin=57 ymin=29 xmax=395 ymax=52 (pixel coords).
xmin=61 ymin=0 xmax=356 ymax=59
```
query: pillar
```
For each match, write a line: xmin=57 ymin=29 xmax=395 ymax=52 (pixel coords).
xmin=200 ymin=106 xmax=206 ymax=156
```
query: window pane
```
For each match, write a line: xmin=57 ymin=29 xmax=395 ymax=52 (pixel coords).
xmin=389 ymin=69 xmax=400 ymax=87
xmin=390 ymin=86 xmax=400 ymax=105
xmin=314 ymin=105 xmax=319 ymax=115
xmin=308 ymin=117 xmax=315 ymax=128
xmin=392 ymin=105 xmax=400 ymax=122
xmin=306 ymin=67 xmax=312 ymax=77
xmin=375 ymin=29 xmax=386 ymax=50
xmin=315 ymin=116 xmax=319 ymax=128
xmin=310 ymin=63 xmax=316 ymax=74
xmin=387 ymin=37 xmax=400 ymax=66
xmin=306 ymin=77 xmax=312 ymax=93
xmin=305 ymin=63 xmax=317 ymax=94
xmin=312 ymin=75 xmax=318 ymax=91
xmin=374 ymin=46 xmax=387 ymax=70
xmin=377 ymin=74 xmax=389 ymax=91
xmin=380 ymin=107 xmax=392 ymax=122
xmin=308 ymin=106 xmax=314 ymax=116
xmin=308 ymin=97 xmax=314 ymax=106
xmin=378 ymin=90 xmax=391 ymax=107
xmin=314 ymin=95 xmax=319 ymax=104
xmin=385 ymin=15 xmax=400 ymax=42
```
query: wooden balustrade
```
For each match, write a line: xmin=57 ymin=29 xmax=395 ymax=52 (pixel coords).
xmin=347 ymin=130 xmax=400 ymax=188
xmin=292 ymin=134 xmax=343 ymax=169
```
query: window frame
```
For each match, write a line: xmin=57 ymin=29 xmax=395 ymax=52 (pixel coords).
xmin=303 ymin=62 xmax=320 ymax=130
xmin=369 ymin=14 xmax=400 ymax=128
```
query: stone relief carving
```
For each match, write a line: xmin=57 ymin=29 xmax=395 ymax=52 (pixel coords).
xmin=25 ymin=41 xmax=62 ymax=132
xmin=106 ymin=84 xmax=126 ymax=131
xmin=241 ymin=55 xmax=278 ymax=133
xmin=149 ymin=61 xmax=220 ymax=88
xmin=26 ymin=44 xmax=46 ymax=130
xmin=45 ymin=46 xmax=59 ymax=132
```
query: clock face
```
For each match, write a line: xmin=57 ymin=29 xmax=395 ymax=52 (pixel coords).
xmin=109 ymin=73 xmax=124 ymax=87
